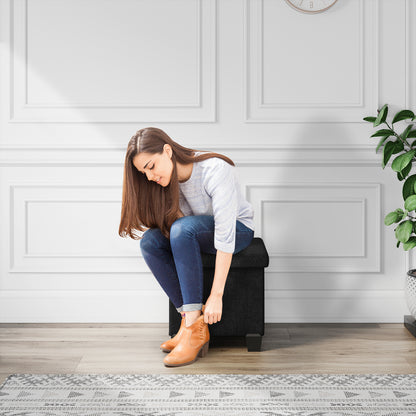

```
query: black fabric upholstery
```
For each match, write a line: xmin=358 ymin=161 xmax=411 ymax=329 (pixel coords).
xmin=201 ymin=237 xmax=269 ymax=269
xmin=169 ymin=238 xmax=269 ymax=348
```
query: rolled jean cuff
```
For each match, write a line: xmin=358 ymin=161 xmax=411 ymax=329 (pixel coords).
xmin=176 ymin=306 xmax=183 ymax=313
xmin=182 ymin=303 xmax=203 ymax=312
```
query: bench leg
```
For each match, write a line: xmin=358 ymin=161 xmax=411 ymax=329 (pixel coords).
xmin=246 ymin=333 xmax=262 ymax=352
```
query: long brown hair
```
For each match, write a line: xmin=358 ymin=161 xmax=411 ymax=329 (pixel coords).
xmin=118 ymin=127 xmax=235 ymax=240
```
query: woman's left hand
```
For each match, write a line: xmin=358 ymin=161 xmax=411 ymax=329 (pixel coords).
xmin=203 ymin=293 xmax=223 ymax=324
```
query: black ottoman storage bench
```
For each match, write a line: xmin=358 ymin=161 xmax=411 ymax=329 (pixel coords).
xmin=169 ymin=237 xmax=269 ymax=352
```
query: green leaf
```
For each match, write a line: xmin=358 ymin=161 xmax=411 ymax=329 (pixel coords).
xmin=403 ymin=236 xmax=416 ymax=251
xmin=385 ymin=211 xmax=400 ymax=225
xmin=374 ymin=104 xmax=388 ymax=127
xmin=363 ymin=116 xmax=377 ymax=123
xmin=398 ymin=160 xmax=412 ymax=180
xmin=397 ymin=240 xmax=401 ymax=248
xmin=391 ymin=150 xmax=416 ymax=172
xmin=382 ymin=141 xmax=396 ymax=168
xmin=395 ymin=220 xmax=413 ymax=243
xmin=401 ymin=125 xmax=414 ymax=141
xmin=376 ymin=136 xmax=389 ymax=153
xmin=408 ymin=130 xmax=416 ymax=139
xmin=392 ymin=110 xmax=415 ymax=124
xmin=392 ymin=140 xmax=404 ymax=154
xmin=405 ymin=195 xmax=416 ymax=211
xmin=395 ymin=208 xmax=406 ymax=222
xmin=403 ymin=174 xmax=416 ymax=200
xmin=370 ymin=129 xmax=395 ymax=138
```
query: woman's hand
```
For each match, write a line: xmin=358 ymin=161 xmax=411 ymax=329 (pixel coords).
xmin=203 ymin=293 xmax=223 ymax=324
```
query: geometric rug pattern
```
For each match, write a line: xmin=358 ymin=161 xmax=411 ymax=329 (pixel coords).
xmin=0 ymin=373 xmax=416 ymax=415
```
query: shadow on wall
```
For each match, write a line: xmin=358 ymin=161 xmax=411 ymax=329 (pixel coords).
xmin=263 ymin=121 xmax=391 ymax=330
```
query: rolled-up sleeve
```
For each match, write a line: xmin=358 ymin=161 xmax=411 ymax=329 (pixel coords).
xmin=204 ymin=161 xmax=238 ymax=253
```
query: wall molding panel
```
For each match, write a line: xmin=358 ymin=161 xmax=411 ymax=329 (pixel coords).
xmin=247 ymin=183 xmax=381 ymax=273
xmin=9 ymin=0 xmax=217 ymax=123
xmin=244 ymin=0 xmax=379 ymax=122
xmin=9 ymin=184 xmax=146 ymax=274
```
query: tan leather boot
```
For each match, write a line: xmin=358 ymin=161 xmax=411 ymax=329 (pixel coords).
xmin=160 ymin=315 xmax=186 ymax=353
xmin=160 ymin=305 xmax=205 ymax=353
xmin=163 ymin=313 xmax=210 ymax=367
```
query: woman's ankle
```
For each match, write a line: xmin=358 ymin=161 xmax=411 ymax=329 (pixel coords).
xmin=184 ymin=310 xmax=202 ymax=327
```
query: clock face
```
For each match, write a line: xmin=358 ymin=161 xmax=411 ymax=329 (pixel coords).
xmin=285 ymin=0 xmax=338 ymax=14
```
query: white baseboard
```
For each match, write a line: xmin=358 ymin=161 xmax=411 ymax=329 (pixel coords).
xmin=0 ymin=290 xmax=410 ymax=323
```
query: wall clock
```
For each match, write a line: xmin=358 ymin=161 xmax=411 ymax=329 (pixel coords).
xmin=285 ymin=0 xmax=338 ymax=14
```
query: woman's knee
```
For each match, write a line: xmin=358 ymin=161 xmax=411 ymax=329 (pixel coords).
xmin=170 ymin=217 xmax=194 ymax=242
xmin=140 ymin=228 xmax=164 ymax=254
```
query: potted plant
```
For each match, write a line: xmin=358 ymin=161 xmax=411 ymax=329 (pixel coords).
xmin=364 ymin=104 xmax=416 ymax=335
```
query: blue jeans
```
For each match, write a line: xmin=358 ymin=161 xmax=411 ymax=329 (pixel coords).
xmin=140 ymin=215 xmax=254 ymax=313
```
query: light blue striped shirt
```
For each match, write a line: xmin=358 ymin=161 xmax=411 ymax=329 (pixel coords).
xmin=178 ymin=156 xmax=254 ymax=253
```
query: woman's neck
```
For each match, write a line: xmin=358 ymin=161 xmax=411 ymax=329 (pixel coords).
xmin=177 ymin=162 xmax=193 ymax=183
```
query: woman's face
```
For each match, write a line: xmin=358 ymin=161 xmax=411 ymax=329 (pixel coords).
xmin=133 ymin=144 xmax=173 ymax=187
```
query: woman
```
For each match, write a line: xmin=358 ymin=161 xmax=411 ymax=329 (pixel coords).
xmin=119 ymin=127 xmax=254 ymax=367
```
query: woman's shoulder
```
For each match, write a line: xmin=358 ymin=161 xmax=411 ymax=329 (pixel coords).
xmin=196 ymin=157 xmax=235 ymax=190
xmin=196 ymin=154 xmax=232 ymax=170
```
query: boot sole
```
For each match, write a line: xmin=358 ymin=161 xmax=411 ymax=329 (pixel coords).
xmin=163 ymin=342 xmax=209 ymax=367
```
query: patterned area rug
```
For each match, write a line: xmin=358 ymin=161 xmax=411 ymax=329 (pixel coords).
xmin=0 ymin=373 xmax=416 ymax=416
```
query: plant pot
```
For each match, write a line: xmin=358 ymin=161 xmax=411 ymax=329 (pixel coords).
xmin=405 ymin=269 xmax=416 ymax=320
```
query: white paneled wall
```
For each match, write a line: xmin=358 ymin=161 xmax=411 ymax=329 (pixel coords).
xmin=246 ymin=0 xmax=378 ymax=122
xmin=10 ymin=0 xmax=216 ymax=122
xmin=0 ymin=0 xmax=414 ymax=322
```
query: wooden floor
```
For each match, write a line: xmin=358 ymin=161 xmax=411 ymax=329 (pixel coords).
xmin=0 ymin=323 xmax=415 ymax=386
